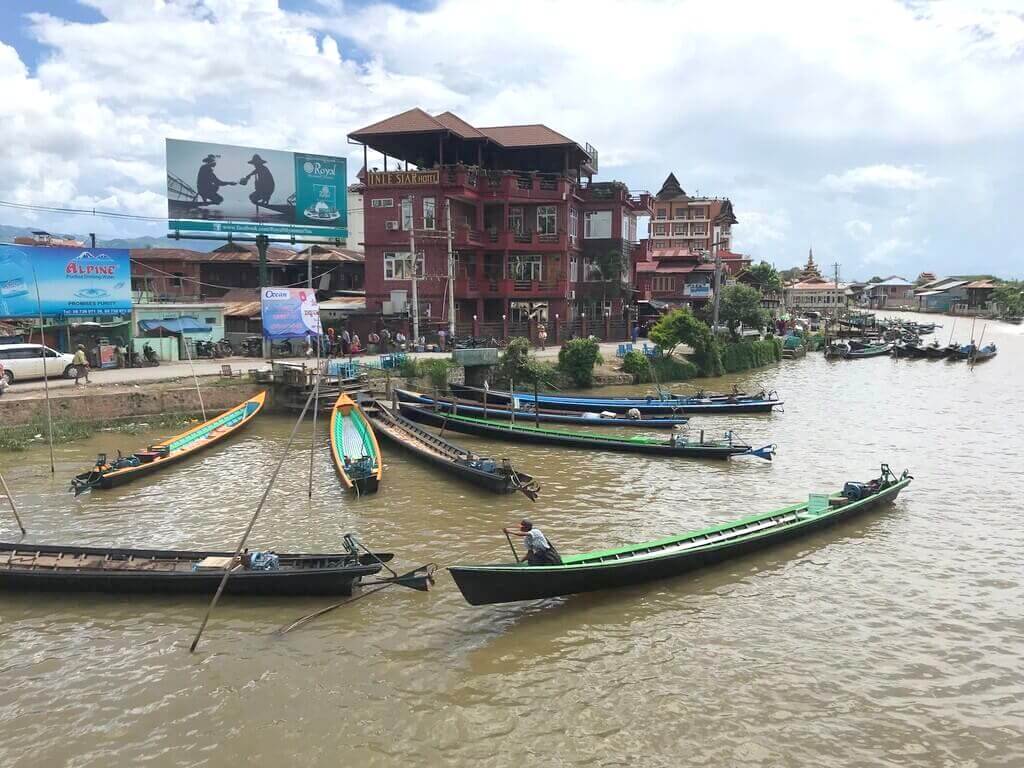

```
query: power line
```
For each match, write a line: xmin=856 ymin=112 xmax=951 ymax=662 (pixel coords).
xmin=130 ymin=258 xmax=348 ymax=291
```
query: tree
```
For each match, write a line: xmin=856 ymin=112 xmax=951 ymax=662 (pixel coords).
xmin=779 ymin=266 xmax=803 ymax=283
xmin=648 ymin=308 xmax=723 ymax=376
xmin=496 ymin=337 xmax=549 ymax=385
xmin=744 ymin=261 xmax=783 ymax=293
xmin=718 ymin=284 xmax=769 ymax=338
xmin=991 ymin=280 xmax=1024 ymax=316
xmin=557 ymin=338 xmax=603 ymax=387
xmin=593 ymin=248 xmax=625 ymax=310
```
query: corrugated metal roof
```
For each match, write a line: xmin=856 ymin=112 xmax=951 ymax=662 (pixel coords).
xmin=223 ymin=301 xmax=263 ymax=318
xmin=319 ymin=297 xmax=367 ymax=311
xmin=965 ymin=279 xmax=996 ymax=289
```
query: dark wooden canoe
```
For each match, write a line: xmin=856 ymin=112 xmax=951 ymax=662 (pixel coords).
xmin=399 ymin=404 xmax=773 ymax=461
xmin=449 ymin=466 xmax=912 ymax=605
xmin=0 ymin=541 xmax=391 ymax=596
xmin=395 ymin=388 xmax=690 ymax=428
xmin=365 ymin=400 xmax=539 ymax=496
xmin=71 ymin=391 xmax=267 ymax=494
xmin=447 ymin=383 xmax=783 ymax=415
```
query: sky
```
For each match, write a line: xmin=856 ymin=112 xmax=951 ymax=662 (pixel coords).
xmin=0 ymin=0 xmax=1022 ymax=280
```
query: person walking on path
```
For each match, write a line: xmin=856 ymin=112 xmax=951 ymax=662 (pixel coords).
xmin=537 ymin=324 xmax=548 ymax=350
xmin=71 ymin=345 xmax=91 ymax=385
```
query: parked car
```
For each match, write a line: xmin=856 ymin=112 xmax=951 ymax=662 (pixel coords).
xmin=0 ymin=344 xmax=77 ymax=384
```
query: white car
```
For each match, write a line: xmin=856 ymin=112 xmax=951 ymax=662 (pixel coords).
xmin=0 ymin=344 xmax=78 ymax=384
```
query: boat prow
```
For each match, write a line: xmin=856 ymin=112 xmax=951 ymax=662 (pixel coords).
xmin=330 ymin=393 xmax=383 ymax=495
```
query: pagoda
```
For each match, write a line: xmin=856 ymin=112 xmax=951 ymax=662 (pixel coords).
xmin=799 ymin=248 xmax=823 ymax=280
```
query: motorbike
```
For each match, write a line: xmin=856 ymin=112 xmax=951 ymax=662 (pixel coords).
xmin=142 ymin=343 xmax=160 ymax=366
xmin=193 ymin=340 xmax=217 ymax=359
xmin=214 ymin=339 xmax=233 ymax=357
xmin=242 ymin=336 xmax=263 ymax=357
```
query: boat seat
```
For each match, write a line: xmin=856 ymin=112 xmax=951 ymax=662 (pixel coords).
xmin=134 ymin=451 xmax=162 ymax=463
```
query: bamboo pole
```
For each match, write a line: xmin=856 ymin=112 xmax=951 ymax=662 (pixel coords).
xmin=179 ymin=312 xmax=206 ymax=422
xmin=30 ymin=265 xmax=55 ymax=474
xmin=189 ymin=384 xmax=318 ymax=653
xmin=0 ymin=474 xmax=26 ymax=535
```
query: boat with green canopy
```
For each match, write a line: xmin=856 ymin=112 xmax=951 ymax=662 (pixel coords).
xmin=449 ymin=465 xmax=911 ymax=605
xmin=71 ymin=391 xmax=267 ymax=494
xmin=330 ymin=393 xmax=383 ymax=495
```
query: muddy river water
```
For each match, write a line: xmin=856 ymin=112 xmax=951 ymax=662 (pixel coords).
xmin=1 ymin=313 xmax=1021 ymax=767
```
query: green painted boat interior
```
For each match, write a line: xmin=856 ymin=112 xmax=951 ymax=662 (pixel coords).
xmin=435 ymin=412 xmax=729 ymax=446
xmin=335 ymin=408 xmax=380 ymax=468
xmin=467 ymin=478 xmax=911 ymax=571
xmin=164 ymin=401 xmax=255 ymax=453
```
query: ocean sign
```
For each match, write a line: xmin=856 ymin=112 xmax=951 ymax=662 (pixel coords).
xmin=166 ymin=139 xmax=347 ymax=239
xmin=260 ymin=287 xmax=322 ymax=340
xmin=0 ymin=244 xmax=131 ymax=318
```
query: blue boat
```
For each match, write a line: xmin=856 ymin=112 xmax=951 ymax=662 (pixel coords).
xmin=394 ymin=389 xmax=690 ymax=428
xmin=448 ymin=383 xmax=783 ymax=415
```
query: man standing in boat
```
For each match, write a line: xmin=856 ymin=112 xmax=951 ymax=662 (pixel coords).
xmin=504 ymin=519 xmax=562 ymax=565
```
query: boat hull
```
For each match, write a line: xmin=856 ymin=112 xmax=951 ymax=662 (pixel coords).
xmin=399 ymin=404 xmax=751 ymax=459
xmin=0 ymin=542 xmax=387 ymax=596
xmin=330 ymin=393 xmax=383 ymax=494
xmin=450 ymin=478 xmax=909 ymax=605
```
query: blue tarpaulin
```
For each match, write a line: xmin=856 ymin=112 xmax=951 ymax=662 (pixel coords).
xmin=137 ymin=316 xmax=212 ymax=334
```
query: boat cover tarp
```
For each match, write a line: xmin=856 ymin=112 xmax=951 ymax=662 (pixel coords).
xmin=137 ymin=317 xmax=212 ymax=334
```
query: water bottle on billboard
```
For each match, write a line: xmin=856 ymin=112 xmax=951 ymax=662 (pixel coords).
xmin=0 ymin=249 xmax=30 ymax=316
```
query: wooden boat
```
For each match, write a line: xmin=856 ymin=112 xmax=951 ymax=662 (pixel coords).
xmin=451 ymin=382 xmax=753 ymax=405
xmin=893 ymin=342 xmax=929 ymax=359
xmin=447 ymin=384 xmax=783 ymax=415
xmin=330 ymin=393 xmax=383 ymax=494
xmin=958 ymin=342 xmax=997 ymax=363
xmin=449 ymin=465 xmax=912 ymax=605
xmin=365 ymin=401 xmax=539 ymax=497
xmin=0 ymin=540 xmax=390 ymax=596
xmin=827 ymin=342 xmax=892 ymax=359
xmin=923 ymin=341 xmax=955 ymax=359
xmin=399 ymin=404 xmax=774 ymax=461
xmin=71 ymin=391 xmax=267 ymax=494
xmin=395 ymin=388 xmax=690 ymax=429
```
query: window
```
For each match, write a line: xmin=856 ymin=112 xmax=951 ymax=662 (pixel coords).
xmin=672 ymin=222 xmax=687 ymax=235
xmin=371 ymin=198 xmax=394 ymax=208
xmin=674 ymin=207 xmax=688 ymax=219
xmin=653 ymin=223 xmax=666 ymax=236
xmin=205 ymin=317 xmax=217 ymax=325
xmin=584 ymin=211 xmax=611 ymax=239
xmin=656 ymin=208 xmax=667 ymax=220
xmin=508 ymin=207 xmax=524 ymax=234
xmin=570 ymin=255 xmax=579 ymax=283
xmin=584 ymin=259 xmax=603 ymax=282
xmin=655 ymin=240 xmax=669 ymax=248
xmin=653 ymin=276 xmax=674 ymax=292
xmin=383 ymin=251 xmax=424 ymax=280
xmin=510 ymin=254 xmax=543 ymax=282
xmin=569 ymin=207 xmax=579 ymax=244
xmin=693 ymin=225 xmax=706 ymax=235
xmin=422 ymin=197 xmax=436 ymax=230
xmin=401 ymin=198 xmax=413 ymax=230
xmin=537 ymin=206 xmax=557 ymax=236
xmin=172 ymin=272 xmax=184 ymax=288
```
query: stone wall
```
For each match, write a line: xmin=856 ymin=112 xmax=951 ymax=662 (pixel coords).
xmin=0 ymin=383 xmax=266 ymax=426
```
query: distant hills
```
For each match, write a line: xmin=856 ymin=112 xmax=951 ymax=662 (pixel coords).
xmin=0 ymin=224 xmax=220 ymax=252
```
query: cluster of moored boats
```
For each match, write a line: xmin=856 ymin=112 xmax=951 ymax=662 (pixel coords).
xmin=826 ymin=319 xmax=998 ymax=363
xmin=1 ymin=376 xmax=912 ymax=616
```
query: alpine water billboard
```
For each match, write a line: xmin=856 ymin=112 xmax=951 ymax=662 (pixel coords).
xmin=166 ymin=139 xmax=348 ymax=238
xmin=0 ymin=243 xmax=131 ymax=318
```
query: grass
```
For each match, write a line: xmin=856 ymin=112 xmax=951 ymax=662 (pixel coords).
xmin=0 ymin=412 xmax=200 ymax=452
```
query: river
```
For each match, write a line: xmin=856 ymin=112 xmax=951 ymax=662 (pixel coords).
xmin=1 ymin=312 xmax=1021 ymax=767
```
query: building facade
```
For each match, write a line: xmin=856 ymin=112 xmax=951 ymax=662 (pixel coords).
xmin=348 ymin=108 xmax=649 ymax=335
xmin=784 ymin=277 xmax=849 ymax=313
xmin=863 ymin=277 xmax=914 ymax=308
xmin=647 ymin=173 xmax=735 ymax=254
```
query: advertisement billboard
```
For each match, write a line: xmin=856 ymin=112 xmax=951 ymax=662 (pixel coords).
xmin=0 ymin=243 xmax=132 ymax=318
xmin=166 ymin=139 xmax=347 ymax=239
xmin=260 ymin=287 xmax=322 ymax=339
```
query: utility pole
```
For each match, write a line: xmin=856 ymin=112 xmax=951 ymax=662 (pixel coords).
xmin=445 ymin=199 xmax=456 ymax=339
xmin=711 ymin=242 xmax=722 ymax=332
xmin=407 ymin=195 xmax=420 ymax=345
xmin=833 ymin=261 xmax=842 ymax=319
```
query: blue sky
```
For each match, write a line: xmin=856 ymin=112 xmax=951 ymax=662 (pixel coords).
xmin=1 ymin=0 xmax=1021 ymax=279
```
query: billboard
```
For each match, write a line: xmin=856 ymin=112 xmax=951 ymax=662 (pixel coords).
xmin=0 ymin=244 xmax=132 ymax=318
xmin=261 ymin=287 xmax=322 ymax=339
xmin=166 ymin=139 xmax=347 ymax=238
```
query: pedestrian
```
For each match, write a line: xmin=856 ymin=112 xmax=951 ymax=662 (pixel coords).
xmin=72 ymin=344 xmax=91 ymax=385
xmin=438 ymin=327 xmax=447 ymax=351
xmin=631 ymin=323 xmax=640 ymax=345
xmin=115 ymin=340 xmax=127 ymax=369
xmin=395 ymin=330 xmax=407 ymax=350
xmin=367 ymin=330 xmax=380 ymax=353
xmin=351 ymin=333 xmax=362 ymax=354
xmin=341 ymin=327 xmax=351 ymax=356
xmin=537 ymin=324 xmax=548 ymax=350
xmin=380 ymin=327 xmax=391 ymax=353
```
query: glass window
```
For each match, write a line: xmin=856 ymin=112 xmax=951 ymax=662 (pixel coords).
xmin=584 ymin=259 xmax=603 ymax=282
xmin=656 ymin=208 xmax=667 ymax=220
xmin=570 ymin=255 xmax=579 ymax=283
xmin=653 ymin=223 xmax=666 ymax=236
xmin=383 ymin=251 xmax=424 ymax=280
xmin=401 ymin=198 xmax=413 ymax=230
xmin=371 ymin=198 xmax=394 ymax=208
xmin=172 ymin=272 xmax=184 ymax=287
xmin=508 ymin=207 xmax=524 ymax=234
xmin=672 ymin=222 xmax=686 ymax=235
xmin=422 ymin=197 xmax=436 ymax=230
xmin=569 ymin=208 xmax=578 ymax=244
xmin=510 ymin=254 xmax=543 ymax=282
xmin=584 ymin=211 xmax=611 ymax=239
xmin=537 ymin=206 xmax=557 ymax=236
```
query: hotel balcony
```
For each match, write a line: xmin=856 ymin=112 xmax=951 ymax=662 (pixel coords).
xmin=438 ymin=166 xmax=572 ymax=202
xmin=455 ymin=226 xmax=568 ymax=251
xmin=455 ymin=276 xmax=569 ymax=299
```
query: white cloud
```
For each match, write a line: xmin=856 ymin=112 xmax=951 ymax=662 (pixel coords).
xmin=844 ymin=220 xmax=873 ymax=240
xmin=823 ymin=165 xmax=945 ymax=193
xmin=0 ymin=0 xmax=1021 ymax=277
xmin=864 ymin=237 xmax=911 ymax=265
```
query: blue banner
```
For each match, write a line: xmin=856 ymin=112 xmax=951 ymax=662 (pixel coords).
xmin=0 ymin=244 xmax=132 ymax=318
xmin=260 ymin=287 xmax=322 ymax=339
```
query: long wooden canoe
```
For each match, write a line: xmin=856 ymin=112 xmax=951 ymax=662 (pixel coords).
xmin=395 ymin=388 xmax=691 ymax=428
xmin=0 ymin=540 xmax=389 ymax=596
xmin=448 ymin=383 xmax=783 ymax=415
xmin=399 ymin=403 xmax=774 ymax=461
xmin=71 ymin=391 xmax=267 ymax=493
xmin=365 ymin=400 xmax=539 ymax=496
xmin=330 ymin=393 xmax=383 ymax=495
xmin=450 ymin=466 xmax=912 ymax=605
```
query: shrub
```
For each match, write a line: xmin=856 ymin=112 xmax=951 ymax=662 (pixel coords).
xmin=557 ymin=337 xmax=603 ymax=387
xmin=495 ymin=337 xmax=533 ymax=384
xmin=621 ymin=350 xmax=649 ymax=377
xmin=418 ymin=359 xmax=454 ymax=391
xmin=398 ymin=356 xmax=420 ymax=379
xmin=719 ymin=338 xmax=783 ymax=374
xmin=649 ymin=308 xmax=722 ymax=377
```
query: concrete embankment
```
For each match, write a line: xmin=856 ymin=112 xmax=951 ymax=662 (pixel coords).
xmin=0 ymin=379 xmax=265 ymax=427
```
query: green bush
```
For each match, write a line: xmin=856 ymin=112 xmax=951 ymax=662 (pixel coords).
xmin=803 ymin=332 xmax=825 ymax=351
xmin=621 ymin=350 xmax=648 ymax=377
xmin=398 ymin=356 xmax=420 ymax=379
xmin=557 ymin=338 xmax=603 ymax=387
xmin=649 ymin=308 xmax=722 ymax=377
xmin=418 ymin=359 xmax=454 ymax=391
xmin=719 ymin=338 xmax=783 ymax=374
xmin=621 ymin=350 xmax=699 ymax=383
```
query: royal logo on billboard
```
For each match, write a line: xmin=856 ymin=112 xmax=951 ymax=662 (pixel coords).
xmin=301 ymin=160 xmax=336 ymax=178
xmin=65 ymin=251 xmax=118 ymax=278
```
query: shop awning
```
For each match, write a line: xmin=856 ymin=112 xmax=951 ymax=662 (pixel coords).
xmin=137 ymin=316 xmax=212 ymax=334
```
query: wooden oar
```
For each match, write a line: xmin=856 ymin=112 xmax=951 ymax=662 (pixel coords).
xmin=504 ymin=530 xmax=521 ymax=562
